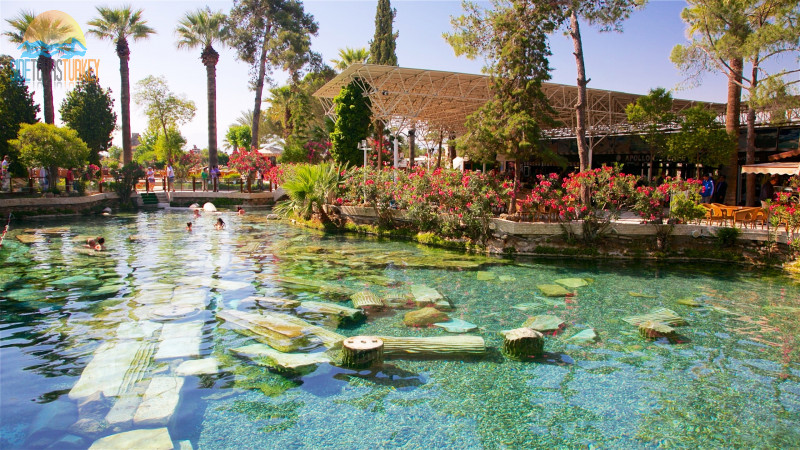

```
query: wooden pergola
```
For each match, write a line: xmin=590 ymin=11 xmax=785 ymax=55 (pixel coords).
xmin=312 ymin=63 xmax=728 ymax=137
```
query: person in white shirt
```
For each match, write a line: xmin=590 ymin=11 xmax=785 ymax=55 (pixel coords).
xmin=167 ymin=163 xmax=175 ymax=192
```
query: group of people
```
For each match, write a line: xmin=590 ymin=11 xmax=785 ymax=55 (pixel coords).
xmin=200 ymin=166 xmax=222 ymax=192
xmin=699 ymin=174 xmax=729 ymax=204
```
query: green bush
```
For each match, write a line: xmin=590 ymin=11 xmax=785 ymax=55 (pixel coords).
xmin=670 ymin=195 xmax=707 ymax=224
xmin=714 ymin=227 xmax=741 ymax=249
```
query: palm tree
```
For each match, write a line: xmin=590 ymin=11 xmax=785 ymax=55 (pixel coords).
xmin=265 ymin=86 xmax=294 ymax=139
xmin=176 ymin=8 xmax=229 ymax=169
xmin=330 ymin=47 xmax=369 ymax=71
xmin=4 ymin=10 xmax=74 ymax=124
xmin=87 ymin=6 xmax=155 ymax=165
xmin=273 ymin=162 xmax=340 ymax=223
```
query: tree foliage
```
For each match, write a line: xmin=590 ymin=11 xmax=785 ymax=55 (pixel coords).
xmin=330 ymin=80 xmax=372 ymax=167
xmin=671 ymin=0 xmax=800 ymax=204
xmin=87 ymin=6 xmax=156 ymax=164
xmin=666 ymin=105 xmax=736 ymax=167
xmin=225 ymin=124 xmax=252 ymax=151
xmin=59 ymin=70 xmax=117 ymax=166
xmin=446 ymin=0 xmax=561 ymax=212
xmin=369 ymin=0 xmax=398 ymax=66
xmin=9 ymin=123 xmax=90 ymax=172
xmin=176 ymin=7 xmax=230 ymax=168
xmin=331 ymin=47 xmax=369 ymax=71
xmin=0 ymin=55 xmax=39 ymax=176
xmin=134 ymin=75 xmax=196 ymax=162
xmin=625 ymin=87 xmax=676 ymax=174
xmin=229 ymin=0 xmax=319 ymax=148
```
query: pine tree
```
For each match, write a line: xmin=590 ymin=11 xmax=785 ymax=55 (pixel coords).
xmin=60 ymin=70 xmax=117 ymax=165
xmin=369 ymin=0 xmax=398 ymax=66
xmin=0 ymin=55 xmax=39 ymax=176
xmin=330 ymin=81 xmax=371 ymax=167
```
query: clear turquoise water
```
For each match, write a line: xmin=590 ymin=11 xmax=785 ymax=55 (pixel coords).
xmin=1 ymin=210 xmax=799 ymax=449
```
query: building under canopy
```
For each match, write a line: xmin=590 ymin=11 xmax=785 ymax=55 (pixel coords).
xmin=313 ymin=63 xmax=727 ymax=138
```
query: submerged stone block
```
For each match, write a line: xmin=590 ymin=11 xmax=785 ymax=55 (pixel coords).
xmin=69 ymin=340 xmax=153 ymax=401
xmin=133 ymin=376 xmax=185 ymax=426
xmin=567 ymin=328 xmax=599 ymax=344
xmin=89 ymin=427 xmax=173 ymax=450
xmin=217 ymin=309 xmax=312 ymax=352
xmin=536 ymin=284 xmax=572 ymax=297
xmin=175 ymin=358 xmax=219 ymax=376
xmin=404 ymin=307 xmax=450 ymax=327
xmin=433 ymin=318 xmax=478 ymax=333
xmin=154 ymin=321 xmax=203 ymax=360
xmin=554 ymin=278 xmax=589 ymax=289
xmin=623 ymin=308 xmax=687 ymax=327
xmin=231 ymin=344 xmax=331 ymax=374
xmin=523 ymin=315 xmax=565 ymax=333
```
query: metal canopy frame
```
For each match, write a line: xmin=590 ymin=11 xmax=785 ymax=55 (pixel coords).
xmin=312 ymin=64 xmax=733 ymax=138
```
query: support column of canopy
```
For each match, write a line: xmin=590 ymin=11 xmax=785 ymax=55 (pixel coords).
xmin=408 ymin=128 xmax=416 ymax=170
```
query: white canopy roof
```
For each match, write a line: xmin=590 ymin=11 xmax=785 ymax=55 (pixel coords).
xmin=740 ymin=162 xmax=800 ymax=175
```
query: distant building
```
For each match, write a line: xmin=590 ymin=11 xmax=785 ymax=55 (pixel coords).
xmin=131 ymin=133 xmax=141 ymax=149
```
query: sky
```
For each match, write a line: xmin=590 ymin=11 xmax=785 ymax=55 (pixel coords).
xmin=0 ymin=0 xmax=744 ymax=151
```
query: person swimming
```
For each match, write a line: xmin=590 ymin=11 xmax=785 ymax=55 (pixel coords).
xmin=236 ymin=206 xmax=245 ymax=215
xmin=85 ymin=236 xmax=105 ymax=251
xmin=193 ymin=208 xmax=201 ymax=218
xmin=215 ymin=218 xmax=225 ymax=230
xmin=186 ymin=222 xmax=193 ymax=232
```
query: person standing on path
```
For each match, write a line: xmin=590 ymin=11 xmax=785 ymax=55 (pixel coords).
xmin=713 ymin=175 xmax=728 ymax=204
xmin=760 ymin=175 xmax=777 ymax=208
xmin=201 ymin=167 xmax=209 ymax=192
xmin=701 ymin=174 xmax=714 ymax=204
xmin=167 ymin=163 xmax=175 ymax=192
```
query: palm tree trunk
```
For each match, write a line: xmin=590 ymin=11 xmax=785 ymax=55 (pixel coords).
xmin=117 ymin=38 xmax=132 ymax=165
xmin=251 ymin=28 xmax=270 ymax=150
xmin=204 ymin=45 xmax=220 ymax=169
xmin=37 ymin=55 xmax=55 ymax=124
xmin=724 ymin=58 xmax=743 ymax=205
xmin=569 ymin=10 xmax=590 ymax=205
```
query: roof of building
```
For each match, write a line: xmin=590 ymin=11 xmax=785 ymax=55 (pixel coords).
xmin=312 ymin=64 xmax=729 ymax=137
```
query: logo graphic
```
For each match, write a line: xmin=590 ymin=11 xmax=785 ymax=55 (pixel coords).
xmin=18 ymin=11 xmax=87 ymax=59
xmin=11 ymin=10 xmax=99 ymax=89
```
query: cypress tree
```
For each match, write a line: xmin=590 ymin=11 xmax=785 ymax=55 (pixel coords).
xmin=0 ymin=56 xmax=39 ymax=176
xmin=369 ymin=0 xmax=398 ymax=66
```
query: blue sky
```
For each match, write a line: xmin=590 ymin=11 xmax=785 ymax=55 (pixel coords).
xmin=1 ymin=0 xmax=734 ymax=149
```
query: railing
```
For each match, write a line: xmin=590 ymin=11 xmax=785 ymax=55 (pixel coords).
xmin=136 ymin=177 xmax=273 ymax=193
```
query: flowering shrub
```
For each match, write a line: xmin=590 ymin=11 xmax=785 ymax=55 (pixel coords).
xmin=338 ymin=166 xmax=511 ymax=241
xmin=229 ymin=147 xmax=273 ymax=190
xmin=175 ymin=148 xmax=202 ymax=180
xmin=305 ymin=140 xmax=331 ymax=164
xmin=769 ymin=192 xmax=800 ymax=237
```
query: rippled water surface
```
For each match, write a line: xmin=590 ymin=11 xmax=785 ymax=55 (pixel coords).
xmin=1 ymin=210 xmax=799 ymax=449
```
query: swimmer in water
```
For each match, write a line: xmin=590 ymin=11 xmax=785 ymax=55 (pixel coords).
xmin=215 ymin=218 xmax=225 ymax=230
xmin=85 ymin=236 xmax=105 ymax=251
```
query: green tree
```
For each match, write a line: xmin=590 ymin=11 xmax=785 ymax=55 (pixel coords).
xmin=666 ymin=105 xmax=736 ymax=168
xmin=225 ymin=124 xmax=252 ymax=151
xmin=176 ymin=7 xmax=230 ymax=169
xmin=369 ymin=0 xmax=398 ymax=167
xmin=9 ymin=123 xmax=90 ymax=186
xmin=4 ymin=10 xmax=77 ymax=125
xmin=370 ymin=0 xmax=398 ymax=66
xmin=87 ymin=6 xmax=156 ymax=165
xmin=330 ymin=80 xmax=372 ymax=167
xmin=134 ymin=75 xmax=196 ymax=163
xmin=447 ymin=0 xmax=561 ymax=213
xmin=59 ymin=70 xmax=117 ymax=165
xmin=0 ymin=55 xmax=39 ymax=176
xmin=625 ymin=87 xmax=676 ymax=179
xmin=672 ymin=0 xmax=800 ymax=205
xmin=229 ymin=0 xmax=319 ymax=149
xmin=331 ymin=47 xmax=369 ymax=71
